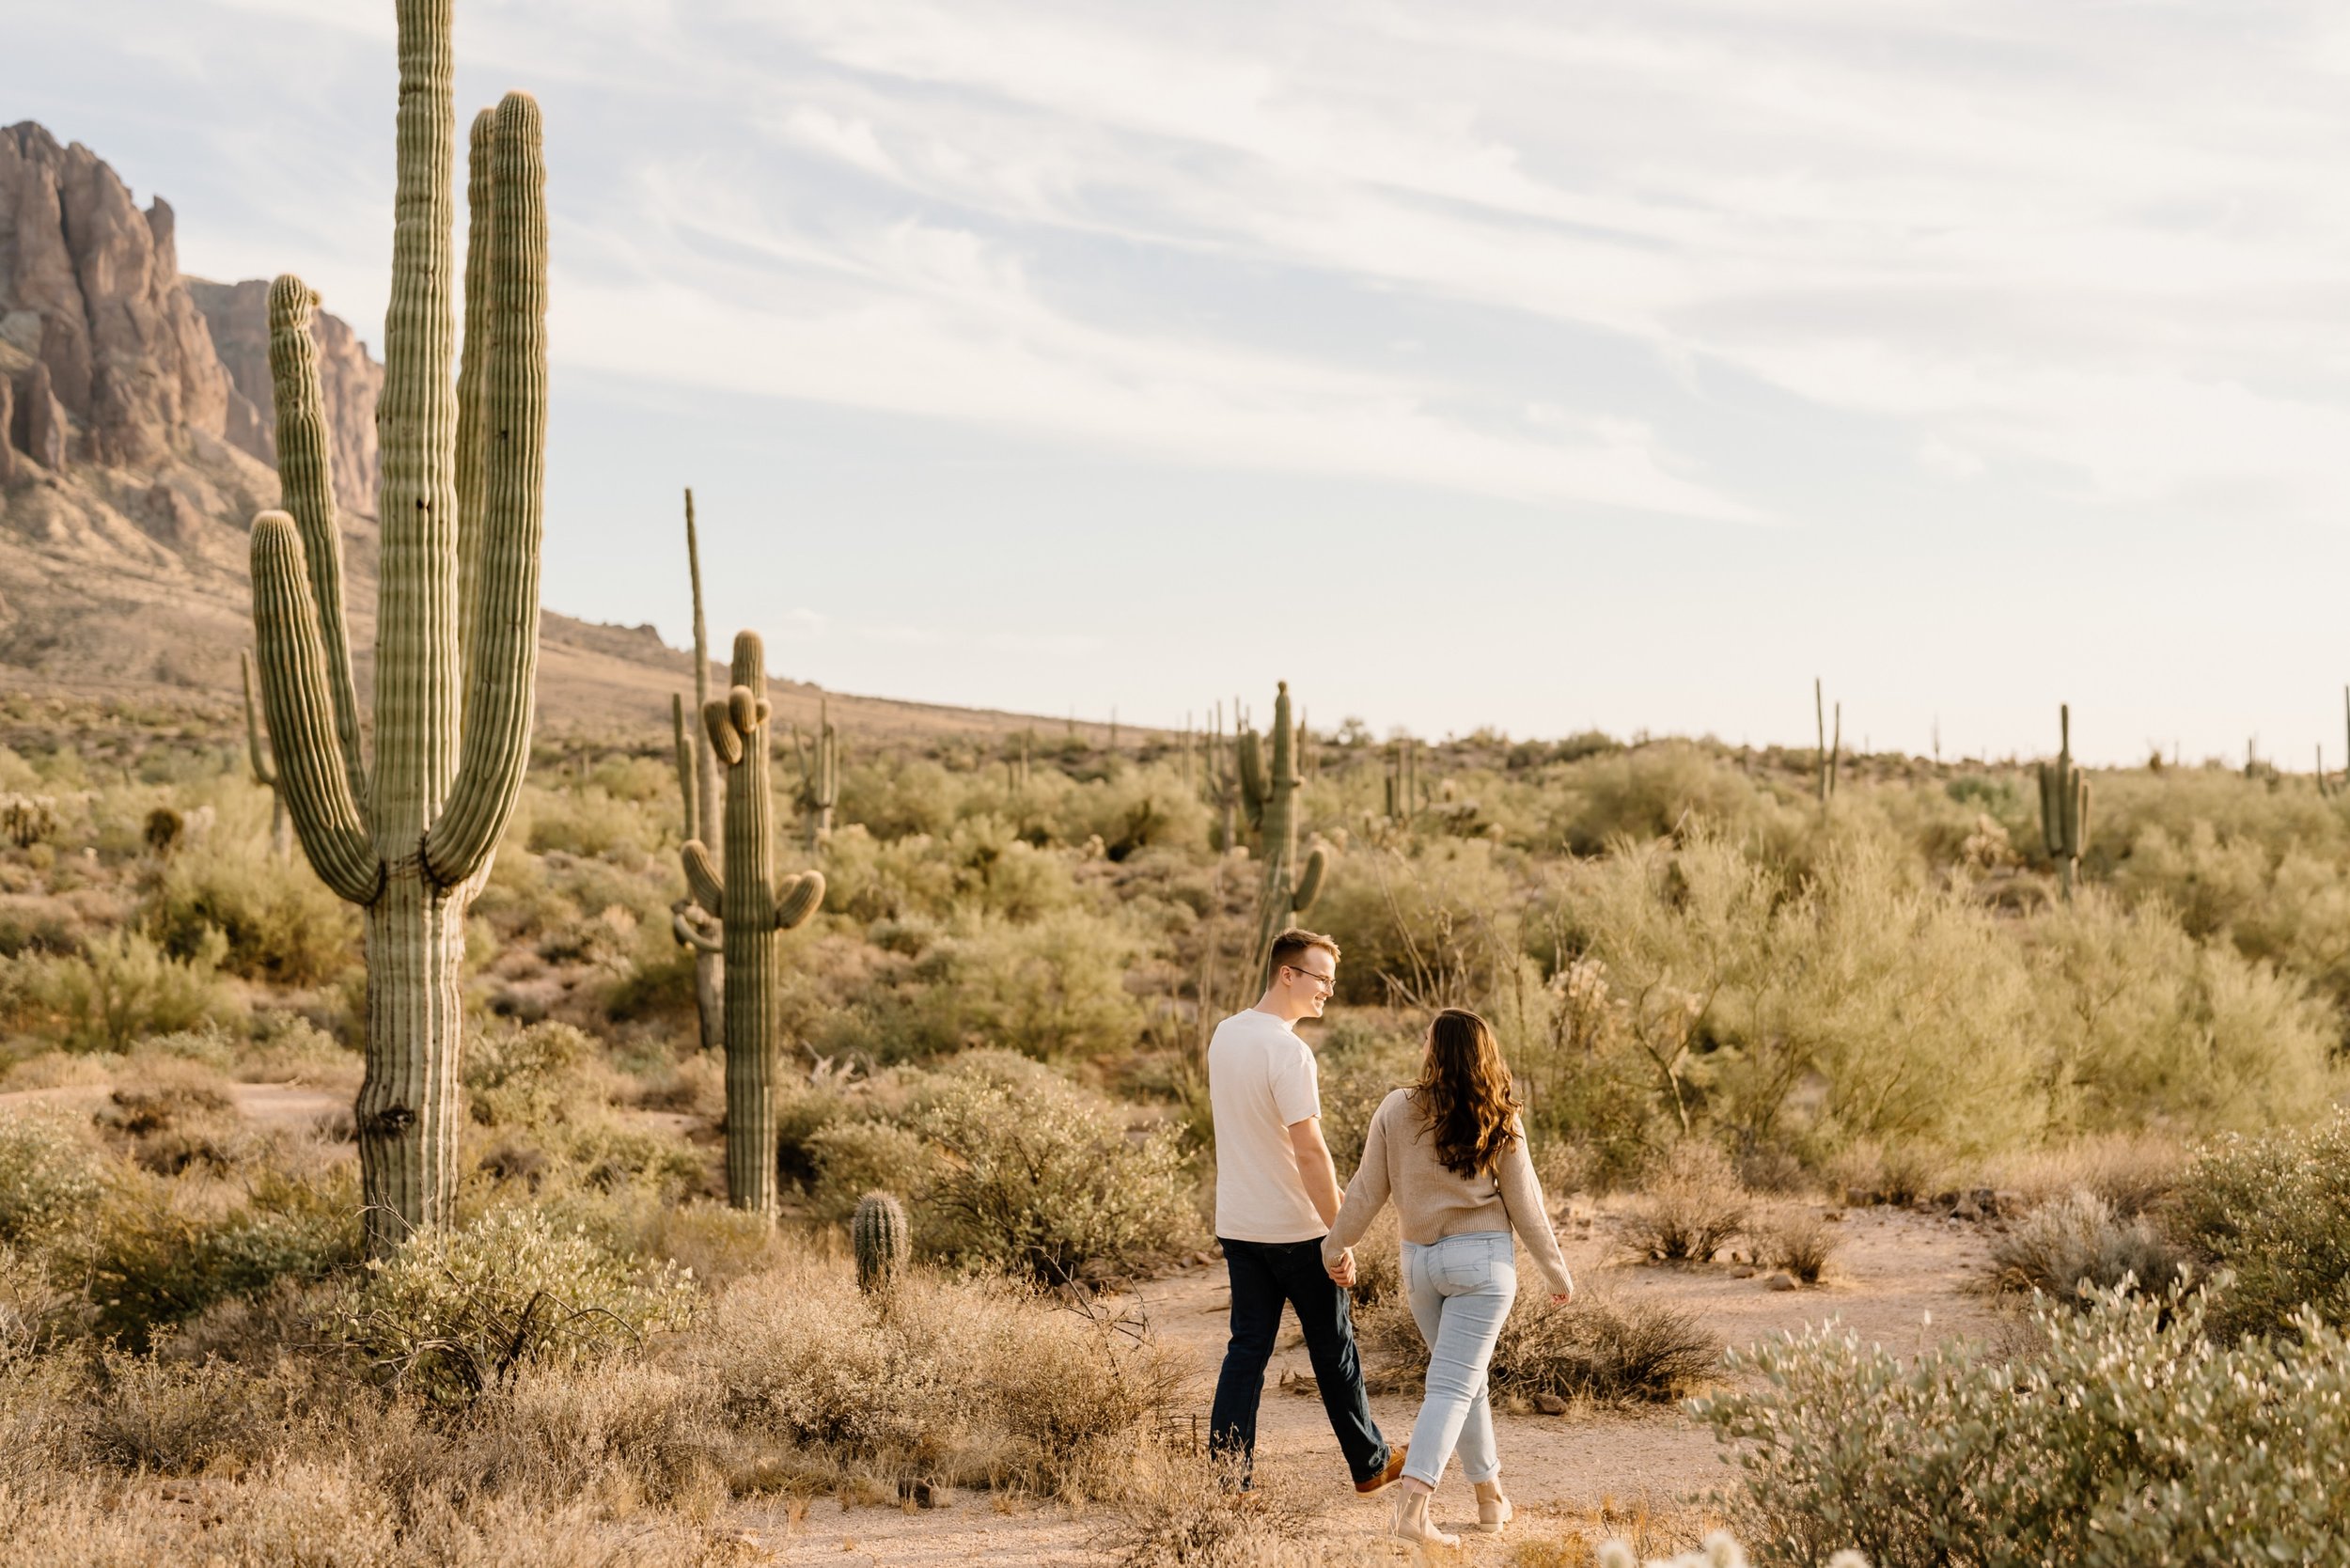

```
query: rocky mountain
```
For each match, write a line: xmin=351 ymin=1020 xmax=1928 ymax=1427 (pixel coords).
xmin=0 ymin=120 xmax=1065 ymax=747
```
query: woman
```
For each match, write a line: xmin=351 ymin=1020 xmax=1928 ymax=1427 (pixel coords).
xmin=1323 ymin=1008 xmax=1574 ymax=1546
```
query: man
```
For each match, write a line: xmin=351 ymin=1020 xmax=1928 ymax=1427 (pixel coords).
xmin=1205 ymin=927 xmax=1405 ymax=1494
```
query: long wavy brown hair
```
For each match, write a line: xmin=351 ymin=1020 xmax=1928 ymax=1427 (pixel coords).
xmin=1412 ymin=1009 xmax=1521 ymax=1179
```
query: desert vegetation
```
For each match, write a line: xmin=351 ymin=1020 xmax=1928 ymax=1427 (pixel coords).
xmin=12 ymin=664 xmax=2350 ymax=1558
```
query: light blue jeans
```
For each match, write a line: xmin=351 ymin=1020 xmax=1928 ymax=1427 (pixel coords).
xmin=1400 ymin=1231 xmax=1515 ymax=1487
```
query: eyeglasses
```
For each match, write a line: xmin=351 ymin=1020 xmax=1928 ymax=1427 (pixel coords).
xmin=1283 ymin=964 xmax=1337 ymax=992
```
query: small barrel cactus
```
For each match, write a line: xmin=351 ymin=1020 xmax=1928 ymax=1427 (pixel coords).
xmin=853 ymin=1190 xmax=911 ymax=1294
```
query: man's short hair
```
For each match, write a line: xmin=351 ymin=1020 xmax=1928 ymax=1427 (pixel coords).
xmin=1268 ymin=929 xmax=1340 ymax=974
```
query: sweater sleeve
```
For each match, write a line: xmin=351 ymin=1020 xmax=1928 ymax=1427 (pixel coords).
xmin=1322 ymin=1092 xmax=1398 ymax=1268
xmin=1497 ymin=1119 xmax=1573 ymax=1295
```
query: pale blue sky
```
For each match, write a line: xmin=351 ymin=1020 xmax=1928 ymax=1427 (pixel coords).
xmin=8 ymin=1 xmax=2349 ymax=763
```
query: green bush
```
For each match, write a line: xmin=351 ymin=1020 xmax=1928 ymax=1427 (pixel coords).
xmin=904 ymin=1051 xmax=1199 ymax=1280
xmin=1700 ymin=1286 xmax=2350 ymax=1567
xmin=0 ymin=1109 xmax=103 ymax=1248
xmin=149 ymin=840 xmax=356 ymax=985
xmin=2171 ymin=1113 xmax=2350 ymax=1341
xmin=902 ymin=910 xmax=1148 ymax=1060
xmin=11 ymin=927 xmax=243 ymax=1052
xmin=90 ymin=1160 xmax=360 ymax=1345
xmin=330 ymin=1206 xmax=694 ymax=1405
xmin=462 ymin=1020 xmax=595 ymax=1129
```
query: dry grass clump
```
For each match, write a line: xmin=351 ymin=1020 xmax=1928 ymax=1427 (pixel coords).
xmin=1986 ymin=1190 xmax=2186 ymax=1303
xmin=1973 ymin=1131 xmax=2186 ymax=1217
xmin=1508 ymin=1499 xmax=1723 ymax=1566
xmin=1754 ymin=1208 xmax=1841 ymax=1286
xmin=1100 ymin=1447 xmax=1342 ymax=1567
xmin=687 ymin=1255 xmax=1181 ymax=1497
xmin=1362 ymin=1283 xmax=1717 ymax=1406
xmin=1622 ymin=1143 xmax=1748 ymax=1263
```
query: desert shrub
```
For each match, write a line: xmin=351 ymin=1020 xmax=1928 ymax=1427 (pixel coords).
xmin=462 ymin=1019 xmax=595 ymax=1129
xmin=1972 ymin=1131 xmax=2186 ymax=1217
xmin=1986 ymin=1190 xmax=2185 ymax=1302
xmin=90 ymin=1158 xmax=359 ymax=1344
xmin=1312 ymin=1015 xmax=1419 ymax=1170
xmin=689 ymin=1258 xmax=1179 ymax=1495
xmin=0 ymin=1108 xmax=104 ymax=1248
xmin=2171 ymin=1114 xmax=2350 ymax=1341
xmin=1310 ymin=838 xmax=1521 ymax=1009
xmin=1755 ymin=1209 xmax=1841 ymax=1286
xmin=1363 ymin=1284 xmax=1716 ymax=1405
xmin=1700 ymin=1286 xmax=2350 ymax=1568
xmin=79 ymin=1345 xmax=271 ymax=1474
xmin=2023 ymin=894 xmax=2342 ymax=1134
xmin=807 ymin=1118 xmax=939 ymax=1226
xmin=14 ymin=927 xmax=242 ymax=1052
xmin=901 ymin=908 xmax=1148 ymax=1060
xmin=910 ymin=1051 xmax=1199 ymax=1280
xmin=1622 ymin=1142 xmax=1748 ymax=1263
xmin=523 ymin=782 xmax=663 ymax=860
xmin=1548 ymin=742 xmax=1797 ymax=856
xmin=148 ymin=840 xmax=356 ymax=985
xmin=330 ymin=1206 xmax=695 ymax=1406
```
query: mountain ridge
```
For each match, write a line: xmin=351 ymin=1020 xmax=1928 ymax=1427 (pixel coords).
xmin=0 ymin=118 xmax=1102 ymax=748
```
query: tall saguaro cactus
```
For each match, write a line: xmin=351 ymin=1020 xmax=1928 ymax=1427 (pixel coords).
xmin=677 ymin=632 xmax=825 ymax=1215
xmin=791 ymin=699 xmax=840 ymax=851
xmin=2039 ymin=703 xmax=2091 ymax=901
xmin=1814 ymin=679 xmax=1841 ymax=805
xmin=1246 ymin=682 xmax=1327 ymax=999
xmin=239 ymin=651 xmax=291 ymax=860
xmin=247 ymin=5 xmax=547 ymax=1254
xmin=1203 ymin=703 xmax=1240 ymax=852
xmin=669 ymin=490 xmax=724 ymax=1054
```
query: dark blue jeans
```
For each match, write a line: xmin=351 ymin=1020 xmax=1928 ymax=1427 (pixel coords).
xmin=1208 ymin=1235 xmax=1391 ymax=1486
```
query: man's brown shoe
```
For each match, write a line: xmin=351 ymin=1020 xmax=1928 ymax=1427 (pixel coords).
xmin=1355 ymin=1443 xmax=1408 ymax=1495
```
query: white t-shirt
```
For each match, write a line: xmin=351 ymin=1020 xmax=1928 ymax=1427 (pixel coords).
xmin=1208 ymin=1009 xmax=1326 ymax=1243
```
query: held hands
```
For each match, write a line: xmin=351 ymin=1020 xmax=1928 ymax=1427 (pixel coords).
xmin=1326 ymin=1247 xmax=1357 ymax=1288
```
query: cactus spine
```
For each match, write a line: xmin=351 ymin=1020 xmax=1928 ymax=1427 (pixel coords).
xmin=669 ymin=489 xmax=724 ymax=1055
xmin=852 ymin=1190 xmax=911 ymax=1295
xmin=246 ymin=7 xmax=547 ymax=1253
xmin=239 ymin=650 xmax=291 ymax=860
xmin=2038 ymin=703 xmax=2091 ymax=901
xmin=680 ymin=632 xmax=825 ymax=1215
xmin=791 ymin=699 xmax=840 ymax=851
xmin=1246 ymin=682 xmax=1327 ymax=997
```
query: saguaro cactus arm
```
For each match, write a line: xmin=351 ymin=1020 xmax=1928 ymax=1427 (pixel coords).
xmin=682 ymin=840 xmax=727 ymax=914
xmin=1292 ymin=843 xmax=1326 ymax=914
xmin=672 ymin=906 xmax=724 ymax=954
xmin=265 ymin=277 xmax=368 ymax=803
xmin=775 ymin=870 xmax=824 ymax=930
xmin=454 ymin=107 xmax=494 ymax=691
xmin=424 ymin=90 xmax=548 ymax=889
xmin=250 ymin=514 xmax=383 ymax=903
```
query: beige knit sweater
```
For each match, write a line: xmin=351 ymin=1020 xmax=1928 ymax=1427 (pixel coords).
xmin=1323 ymin=1089 xmax=1574 ymax=1296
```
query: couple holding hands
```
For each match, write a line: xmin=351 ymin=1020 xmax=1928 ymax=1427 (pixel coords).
xmin=1206 ymin=929 xmax=1575 ymax=1548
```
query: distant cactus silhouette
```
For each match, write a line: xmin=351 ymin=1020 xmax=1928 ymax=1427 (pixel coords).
xmin=1246 ymin=682 xmax=1328 ymax=996
xmin=668 ymin=489 xmax=724 ymax=1055
xmin=791 ymin=699 xmax=840 ymax=850
xmin=239 ymin=650 xmax=290 ymax=860
xmin=2039 ymin=703 xmax=2091 ymax=901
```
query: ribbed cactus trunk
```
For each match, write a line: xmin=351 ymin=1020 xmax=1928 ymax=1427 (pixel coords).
xmin=1246 ymin=682 xmax=1327 ymax=1003
xmin=682 ymin=633 xmax=824 ymax=1215
xmin=246 ymin=0 xmax=546 ymax=1255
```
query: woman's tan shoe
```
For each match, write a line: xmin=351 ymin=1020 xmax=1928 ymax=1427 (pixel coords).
xmin=1390 ymin=1489 xmax=1459 ymax=1548
xmin=1474 ymin=1491 xmax=1513 ymax=1534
